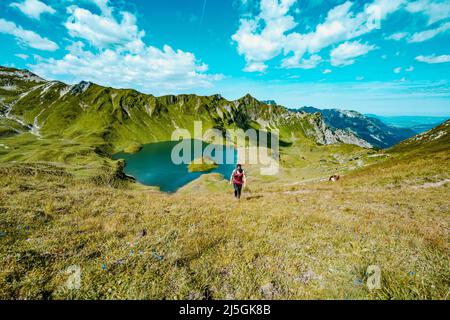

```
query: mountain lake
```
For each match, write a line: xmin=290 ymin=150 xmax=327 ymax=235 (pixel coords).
xmin=112 ymin=140 xmax=237 ymax=192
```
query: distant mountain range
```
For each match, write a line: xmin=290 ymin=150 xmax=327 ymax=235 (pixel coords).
xmin=295 ymin=107 xmax=420 ymax=149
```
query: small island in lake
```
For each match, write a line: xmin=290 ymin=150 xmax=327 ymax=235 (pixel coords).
xmin=123 ymin=143 xmax=142 ymax=154
xmin=188 ymin=156 xmax=218 ymax=172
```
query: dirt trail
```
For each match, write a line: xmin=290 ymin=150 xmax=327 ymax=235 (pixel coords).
xmin=412 ymin=179 xmax=450 ymax=189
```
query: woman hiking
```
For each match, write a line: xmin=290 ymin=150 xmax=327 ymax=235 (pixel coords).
xmin=230 ymin=164 xmax=246 ymax=200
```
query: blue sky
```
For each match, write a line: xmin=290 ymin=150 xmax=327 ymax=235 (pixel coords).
xmin=0 ymin=0 xmax=449 ymax=115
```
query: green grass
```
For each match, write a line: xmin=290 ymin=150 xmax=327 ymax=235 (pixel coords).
xmin=0 ymin=145 xmax=448 ymax=299
xmin=188 ymin=157 xmax=218 ymax=173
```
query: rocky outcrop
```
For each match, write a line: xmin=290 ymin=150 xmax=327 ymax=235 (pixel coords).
xmin=306 ymin=113 xmax=373 ymax=148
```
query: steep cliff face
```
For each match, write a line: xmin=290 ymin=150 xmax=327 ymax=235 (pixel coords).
xmin=304 ymin=113 xmax=373 ymax=148
xmin=0 ymin=66 xmax=373 ymax=152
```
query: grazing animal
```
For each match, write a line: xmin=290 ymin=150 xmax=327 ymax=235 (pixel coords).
xmin=329 ymin=174 xmax=340 ymax=182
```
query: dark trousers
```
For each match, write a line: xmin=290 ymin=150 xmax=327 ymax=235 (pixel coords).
xmin=234 ymin=183 xmax=243 ymax=199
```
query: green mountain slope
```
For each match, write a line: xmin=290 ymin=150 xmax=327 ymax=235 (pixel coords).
xmin=0 ymin=66 xmax=372 ymax=178
xmin=389 ymin=119 xmax=450 ymax=155
xmin=0 ymin=67 xmax=371 ymax=149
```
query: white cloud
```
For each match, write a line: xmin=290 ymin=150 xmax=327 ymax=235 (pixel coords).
xmin=231 ymin=0 xmax=297 ymax=72
xmin=231 ymin=0 xmax=403 ymax=72
xmin=365 ymin=0 xmax=406 ymax=22
xmin=386 ymin=32 xmax=409 ymax=41
xmin=408 ymin=22 xmax=450 ymax=42
xmin=415 ymin=54 xmax=450 ymax=63
xmin=406 ymin=66 xmax=414 ymax=72
xmin=0 ymin=18 xmax=58 ymax=51
xmin=356 ymin=76 xmax=365 ymax=81
xmin=15 ymin=53 xmax=29 ymax=60
xmin=31 ymin=42 xmax=222 ymax=93
xmin=394 ymin=67 xmax=402 ymax=73
xmin=405 ymin=0 xmax=450 ymax=25
xmin=330 ymin=41 xmax=377 ymax=67
xmin=30 ymin=2 xmax=221 ymax=93
xmin=244 ymin=61 xmax=268 ymax=72
xmin=322 ymin=69 xmax=332 ymax=74
xmin=282 ymin=54 xmax=322 ymax=69
xmin=91 ymin=0 xmax=113 ymax=16
xmin=65 ymin=5 xmax=144 ymax=48
xmin=10 ymin=0 xmax=55 ymax=20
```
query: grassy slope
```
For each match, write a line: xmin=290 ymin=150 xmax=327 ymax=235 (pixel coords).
xmin=0 ymin=141 xmax=448 ymax=299
xmin=0 ymin=67 xmax=448 ymax=300
xmin=0 ymin=122 xmax=448 ymax=299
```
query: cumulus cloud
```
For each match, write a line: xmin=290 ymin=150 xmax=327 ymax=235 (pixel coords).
xmin=0 ymin=18 xmax=58 ymax=51
xmin=322 ymin=69 xmax=332 ymax=74
xmin=9 ymin=0 xmax=55 ymax=20
xmin=231 ymin=0 xmax=403 ymax=72
xmin=231 ymin=0 xmax=297 ymax=72
xmin=30 ymin=1 xmax=221 ymax=93
xmin=65 ymin=5 xmax=144 ymax=48
xmin=90 ymin=0 xmax=113 ymax=16
xmin=405 ymin=0 xmax=450 ymax=25
xmin=330 ymin=41 xmax=377 ymax=67
xmin=31 ymin=42 xmax=221 ymax=92
xmin=415 ymin=54 xmax=450 ymax=63
xmin=244 ymin=61 xmax=268 ymax=72
xmin=393 ymin=67 xmax=402 ymax=73
xmin=282 ymin=54 xmax=322 ymax=69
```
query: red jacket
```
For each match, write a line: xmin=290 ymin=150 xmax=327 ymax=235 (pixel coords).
xmin=232 ymin=170 xmax=245 ymax=185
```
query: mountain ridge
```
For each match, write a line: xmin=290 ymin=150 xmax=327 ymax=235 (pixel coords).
xmin=0 ymin=66 xmax=371 ymax=153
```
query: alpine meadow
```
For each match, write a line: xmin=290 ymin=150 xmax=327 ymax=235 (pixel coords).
xmin=0 ymin=0 xmax=449 ymax=302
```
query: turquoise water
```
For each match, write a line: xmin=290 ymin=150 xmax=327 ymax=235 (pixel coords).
xmin=112 ymin=140 xmax=237 ymax=192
